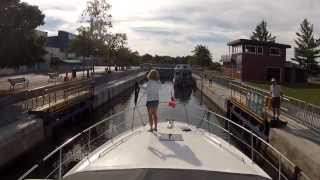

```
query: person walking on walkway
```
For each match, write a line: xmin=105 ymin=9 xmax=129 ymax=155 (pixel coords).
xmin=143 ymin=69 xmax=161 ymax=132
xmin=209 ymin=78 xmax=213 ymax=87
xmin=270 ymin=78 xmax=281 ymax=120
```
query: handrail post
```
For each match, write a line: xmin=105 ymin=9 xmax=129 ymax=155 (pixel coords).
xmin=111 ymin=119 xmax=114 ymax=143
xmin=49 ymin=93 xmax=51 ymax=108
xmin=59 ymin=148 xmax=62 ymax=180
xmin=278 ymin=156 xmax=282 ymax=180
xmin=132 ymin=107 xmax=135 ymax=131
xmin=251 ymin=132 xmax=254 ymax=163
xmin=227 ymin=119 xmax=230 ymax=144
xmin=88 ymin=129 xmax=91 ymax=153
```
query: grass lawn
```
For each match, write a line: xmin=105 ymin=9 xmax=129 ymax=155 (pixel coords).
xmin=247 ymin=82 xmax=320 ymax=106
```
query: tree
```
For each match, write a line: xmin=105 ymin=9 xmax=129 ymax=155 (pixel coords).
xmin=130 ymin=51 xmax=142 ymax=66
xmin=292 ymin=19 xmax=320 ymax=75
xmin=82 ymin=0 xmax=112 ymax=42
xmin=210 ymin=62 xmax=222 ymax=71
xmin=69 ymin=26 xmax=100 ymax=57
xmin=142 ymin=54 xmax=153 ymax=63
xmin=251 ymin=20 xmax=276 ymax=42
xmin=115 ymin=47 xmax=142 ymax=67
xmin=70 ymin=0 xmax=113 ymax=58
xmin=0 ymin=0 xmax=46 ymax=68
xmin=106 ymin=33 xmax=127 ymax=57
xmin=70 ymin=0 xmax=131 ymax=66
xmin=192 ymin=45 xmax=212 ymax=66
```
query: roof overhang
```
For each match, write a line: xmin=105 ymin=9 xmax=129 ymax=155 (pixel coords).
xmin=227 ymin=39 xmax=291 ymax=49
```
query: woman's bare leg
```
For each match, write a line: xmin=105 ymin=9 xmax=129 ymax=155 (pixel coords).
xmin=147 ymin=107 xmax=153 ymax=130
xmin=152 ymin=107 xmax=158 ymax=131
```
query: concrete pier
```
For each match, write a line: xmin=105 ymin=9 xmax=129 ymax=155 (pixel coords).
xmin=193 ymin=74 xmax=320 ymax=180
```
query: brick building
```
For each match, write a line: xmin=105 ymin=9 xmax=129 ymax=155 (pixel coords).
xmin=222 ymin=39 xmax=306 ymax=83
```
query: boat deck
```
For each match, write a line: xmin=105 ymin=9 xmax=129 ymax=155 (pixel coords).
xmin=65 ymin=122 xmax=270 ymax=180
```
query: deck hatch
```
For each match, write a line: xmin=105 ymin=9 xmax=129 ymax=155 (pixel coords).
xmin=159 ymin=133 xmax=183 ymax=141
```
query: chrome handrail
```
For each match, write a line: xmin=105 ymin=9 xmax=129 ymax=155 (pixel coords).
xmin=19 ymin=102 xmax=311 ymax=180
xmin=193 ymin=105 xmax=311 ymax=180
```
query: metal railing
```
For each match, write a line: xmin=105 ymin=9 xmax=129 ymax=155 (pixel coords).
xmin=244 ymin=84 xmax=320 ymax=135
xmin=23 ymin=83 xmax=94 ymax=112
xmin=230 ymin=83 xmax=267 ymax=121
xmin=193 ymin=70 xmax=320 ymax=135
xmin=19 ymin=102 xmax=311 ymax=180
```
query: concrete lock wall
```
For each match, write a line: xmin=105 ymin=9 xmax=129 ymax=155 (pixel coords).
xmin=93 ymin=73 xmax=145 ymax=108
xmin=269 ymin=129 xmax=320 ymax=180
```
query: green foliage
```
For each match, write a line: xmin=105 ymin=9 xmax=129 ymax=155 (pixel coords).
xmin=251 ymin=20 xmax=276 ymax=42
xmin=0 ymin=0 xmax=46 ymax=68
xmin=142 ymin=54 xmax=153 ymax=63
xmin=192 ymin=45 xmax=212 ymax=66
xmin=106 ymin=33 xmax=127 ymax=57
xmin=70 ymin=0 xmax=112 ymax=57
xmin=209 ymin=62 xmax=222 ymax=71
xmin=70 ymin=0 xmax=132 ymax=65
xmin=115 ymin=48 xmax=141 ymax=66
xmin=69 ymin=27 xmax=100 ymax=57
xmin=292 ymin=19 xmax=320 ymax=75
xmin=82 ymin=0 xmax=112 ymax=42
xmin=143 ymin=54 xmax=192 ymax=64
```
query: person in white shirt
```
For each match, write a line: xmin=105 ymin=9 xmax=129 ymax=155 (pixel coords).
xmin=270 ymin=78 xmax=281 ymax=120
xmin=143 ymin=70 xmax=161 ymax=132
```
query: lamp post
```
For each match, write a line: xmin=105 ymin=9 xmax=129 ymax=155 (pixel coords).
xmin=200 ymin=57 xmax=204 ymax=106
xmin=92 ymin=48 xmax=99 ymax=73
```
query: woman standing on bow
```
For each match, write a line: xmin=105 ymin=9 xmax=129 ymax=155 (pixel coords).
xmin=144 ymin=69 xmax=161 ymax=132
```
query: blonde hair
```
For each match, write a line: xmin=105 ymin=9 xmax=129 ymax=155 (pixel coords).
xmin=147 ymin=69 xmax=160 ymax=80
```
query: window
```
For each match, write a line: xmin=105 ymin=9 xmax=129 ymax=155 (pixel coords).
xmin=257 ymin=47 xmax=263 ymax=55
xmin=245 ymin=45 xmax=256 ymax=54
xmin=270 ymin=47 xmax=281 ymax=56
xmin=232 ymin=45 xmax=242 ymax=54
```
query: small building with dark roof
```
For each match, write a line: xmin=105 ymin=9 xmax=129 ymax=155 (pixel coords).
xmin=47 ymin=31 xmax=76 ymax=52
xmin=221 ymin=39 xmax=306 ymax=83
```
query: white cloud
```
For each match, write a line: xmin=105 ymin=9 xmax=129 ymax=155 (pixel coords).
xmin=23 ymin=0 xmax=320 ymax=60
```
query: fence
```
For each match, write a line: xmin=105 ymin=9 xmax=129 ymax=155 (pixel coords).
xmin=19 ymin=102 xmax=311 ymax=180
xmin=230 ymin=83 xmax=267 ymax=122
xmin=244 ymin=84 xmax=320 ymax=135
xmin=193 ymin=70 xmax=320 ymax=135
xmin=23 ymin=81 xmax=94 ymax=112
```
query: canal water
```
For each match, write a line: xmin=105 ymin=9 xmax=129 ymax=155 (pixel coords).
xmin=2 ymin=80 xmax=224 ymax=180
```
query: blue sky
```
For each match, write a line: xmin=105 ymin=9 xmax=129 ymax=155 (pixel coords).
xmin=23 ymin=0 xmax=320 ymax=61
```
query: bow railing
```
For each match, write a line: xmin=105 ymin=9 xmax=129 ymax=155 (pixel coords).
xmin=19 ymin=102 xmax=311 ymax=180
